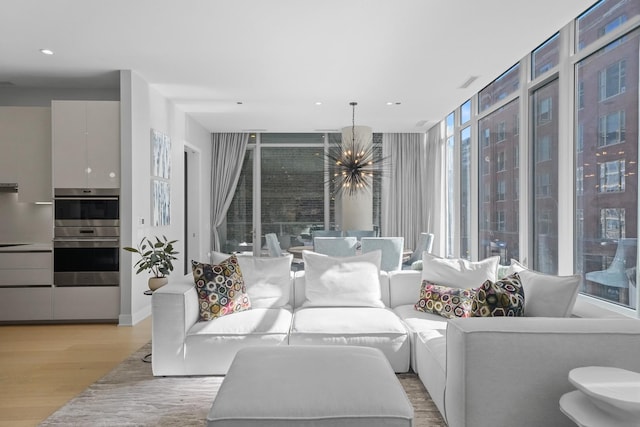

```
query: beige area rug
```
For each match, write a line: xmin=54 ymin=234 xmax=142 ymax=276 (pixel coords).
xmin=40 ymin=343 xmax=447 ymax=426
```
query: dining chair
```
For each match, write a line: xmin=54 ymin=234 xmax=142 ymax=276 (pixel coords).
xmin=345 ymin=230 xmax=377 ymax=241
xmin=265 ymin=233 xmax=303 ymax=270
xmin=311 ymin=230 xmax=343 ymax=249
xmin=313 ymin=237 xmax=358 ymax=257
xmin=361 ymin=237 xmax=404 ymax=272
xmin=402 ymin=232 xmax=435 ymax=270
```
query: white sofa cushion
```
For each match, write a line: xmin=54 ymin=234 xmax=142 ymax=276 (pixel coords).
xmin=302 ymin=250 xmax=384 ymax=308
xmin=517 ymin=269 xmax=581 ymax=317
xmin=188 ymin=307 xmax=293 ymax=336
xmin=421 ymin=253 xmax=499 ymax=289
xmin=211 ymin=251 xmax=293 ymax=309
xmin=290 ymin=306 xmax=410 ymax=372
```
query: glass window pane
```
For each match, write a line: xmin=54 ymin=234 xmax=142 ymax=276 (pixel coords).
xmin=446 ymin=134 xmax=455 ymax=258
xmin=576 ymin=0 xmax=638 ymax=52
xmin=532 ymin=33 xmax=560 ymax=79
xmin=479 ymin=99 xmax=520 ymax=265
xmin=460 ymin=126 xmax=472 ymax=260
xmin=224 ymin=149 xmax=254 ymax=253
xmin=532 ymin=79 xmax=559 ymax=274
xmin=576 ymin=29 xmax=638 ymax=309
xmin=461 ymin=100 xmax=471 ymax=125
xmin=261 ymin=146 xmax=325 ymax=250
xmin=479 ymin=64 xmax=520 ymax=113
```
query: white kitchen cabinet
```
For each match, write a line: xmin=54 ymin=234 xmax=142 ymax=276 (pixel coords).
xmin=53 ymin=286 xmax=120 ymax=321
xmin=0 ymin=250 xmax=53 ymax=322
xmin=0 ymin=288 xmax=53 ymax=321
xmin=0 ymin=107 xmax=52 ymax=202
xmin=52 ymin=100 xmax=120 ymax=189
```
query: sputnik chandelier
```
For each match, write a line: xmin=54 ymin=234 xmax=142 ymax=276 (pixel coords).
xmin=328 ymin=102 xmax=376 ymax=196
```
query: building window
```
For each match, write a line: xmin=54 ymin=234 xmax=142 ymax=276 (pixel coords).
xmin=600 ymin=208 xmax=626 ymax=239
xmin=577 ymin=166 xmax=584 ymax=195
xmin=496 ymin=211 xmax=506 ymax=232
xmin=496 ymin=121 xmax=506 ymax=142
xmin=536 ymin=173 xmax=552 ymax=197
xmin=578 ymin=81 xmax=584 ymax=110
xmin=482 ymin=128 xmax=490 ymax=147
xmin=497 ymin=179 xmax=506 ymax=201
xmin=537 ymin=97 xmax=553 ymax=124
xmin=577 ymin=123 xmax=584 ymax=152
xmin=536 ymin=135 xmax=552 ymax=162
xmin=598 ymin=14 xmax=628 ymax=38
xmin=598 ymin=110 xmax=626 ymax=146
xmin=497 ymin=151 xmax=506 ymax=171
xmin=599 ymin=60 xmax=626 ymax=101
xmin=599 ymin=159 xmax=625 ymax=193
xmin=514 ymin=144 xmax=519 ymax=169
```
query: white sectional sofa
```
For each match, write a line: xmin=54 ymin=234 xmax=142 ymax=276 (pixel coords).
xmin=151 ymin=251 xmax=640 ymax=427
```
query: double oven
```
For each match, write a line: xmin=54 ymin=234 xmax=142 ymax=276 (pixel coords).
xmin=53 ymin=189 xmax=120 ymax=287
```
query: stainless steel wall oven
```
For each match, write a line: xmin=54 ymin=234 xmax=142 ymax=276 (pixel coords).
xmin=53 ymin=188 xmax=120 ymax=287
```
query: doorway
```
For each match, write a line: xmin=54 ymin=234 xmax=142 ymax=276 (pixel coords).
xmin=184 ymin=145 xmax=201 ymax=274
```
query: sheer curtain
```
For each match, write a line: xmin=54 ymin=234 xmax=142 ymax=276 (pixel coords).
xmin=423 ymin=123 xmax=447 ymax=256
xmin=381 ymin=127 xmax=447 ymax=256
xmin=381 ymin=133 xmax=428 ymax=251
xmin=210 ymin=133 xmax=249 ymax=252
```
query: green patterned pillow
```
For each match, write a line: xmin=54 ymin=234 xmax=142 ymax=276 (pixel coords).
xmin=192 ymin=256 xmax=251 ymax=321
xmin=414 ymin=280 xmax=476 ymax=319
xmin=472 ymin=273 xmax=525 ymax=317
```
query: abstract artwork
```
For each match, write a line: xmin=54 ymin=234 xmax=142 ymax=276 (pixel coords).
xmin=151 ymin=179 xmax=170 ymax=226
xmin=151 ymin=129 xmax=171 ymax=226
xmin=151 ymin=129 xmax=171 ymax=179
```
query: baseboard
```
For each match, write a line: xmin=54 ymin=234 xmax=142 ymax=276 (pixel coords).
xmin=118 ymin=305 xmax=151 ymax=326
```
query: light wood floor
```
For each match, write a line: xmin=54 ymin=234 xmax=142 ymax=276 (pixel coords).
xmin=0 ymin=317 xmax=152 ymax=427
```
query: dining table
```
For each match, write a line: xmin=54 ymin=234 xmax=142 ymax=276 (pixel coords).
xmin=288 ymin=245 xmax=412 ymax=262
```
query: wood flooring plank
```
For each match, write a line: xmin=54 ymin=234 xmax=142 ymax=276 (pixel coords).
xmin=0 ymin=317 xmax=151 ymax=426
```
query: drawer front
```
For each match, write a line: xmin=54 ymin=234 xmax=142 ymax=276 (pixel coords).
xmin=0 ymin=288 xmax=53 ymax=321
xmin=0 ymin=252 xmax=52 ymax=269
xmin=0 ymin=269 xmax=52 ymax=287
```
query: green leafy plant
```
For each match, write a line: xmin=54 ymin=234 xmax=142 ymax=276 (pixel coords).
xmin=124 ymin=235 xmax=179 ymax=278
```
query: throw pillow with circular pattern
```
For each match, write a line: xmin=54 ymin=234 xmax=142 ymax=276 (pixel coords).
xmin=414 ymin=280 xmax=476 ymax=319
xmin=192 ymin=256 xmax=251 ymax=321
xmin=472 ymin=272 xmax=525 ymax=317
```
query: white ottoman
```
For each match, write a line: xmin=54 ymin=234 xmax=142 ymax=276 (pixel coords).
xmin=206 ymin=345 xmax=414 ymax=427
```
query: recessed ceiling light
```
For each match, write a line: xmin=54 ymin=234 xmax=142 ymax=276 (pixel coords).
xmin=40 ymin=49 xmax=54 ymax=55
xmin=315 ymin=101 xmax=322 ymax=106
xmin=386 ymin=102 xmax=401 ymax=106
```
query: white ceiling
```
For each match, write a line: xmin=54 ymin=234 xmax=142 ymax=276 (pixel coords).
xmin=1 ymin=0 xmax=595 ymax=133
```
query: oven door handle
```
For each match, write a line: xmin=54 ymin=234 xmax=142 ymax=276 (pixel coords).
xmin=54 ymin=238 xmax=120 ymax=248
xmin=54 ymin=197 xmax=119 ymax=201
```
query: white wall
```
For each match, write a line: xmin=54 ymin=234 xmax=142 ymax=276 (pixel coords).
xmin=119 ymin=70 xmax=211 ymax=326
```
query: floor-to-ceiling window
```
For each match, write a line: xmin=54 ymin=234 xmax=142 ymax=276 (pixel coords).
xmin=575 ymin=22 xmax=639 ymax=309
xmin=478 ymin=63 xmax=521 ymax=266
xmin=441 ymin=0 xmax=639 ymax=316
xmin=222 ymin=133 xmax=382 ymax=254
xmin=532 ymin=79 xmax=559 ymax=274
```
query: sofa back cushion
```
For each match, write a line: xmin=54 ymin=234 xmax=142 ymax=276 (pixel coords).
xmin=421 ymin=253 xmax=499 ymax=289
xmin=296 ymin=250 xmax=388 ymax=308
xmin=211 ymin=251 xmax=293 ymax=308
xmin=517 ymin=269 xmax=581 ymax=317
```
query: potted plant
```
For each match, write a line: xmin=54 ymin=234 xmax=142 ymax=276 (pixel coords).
xmin=124 ymin=235 xmax=179 ymax=290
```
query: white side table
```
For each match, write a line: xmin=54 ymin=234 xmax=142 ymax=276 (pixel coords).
xmin=560 ymin=366 xmax=640 ymax=427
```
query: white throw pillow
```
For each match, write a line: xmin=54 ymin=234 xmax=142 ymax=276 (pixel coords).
xmin=302 ymin=250 xmax=384 ymax=308
xmin=209 ymin=251 xmax=292 ymax=308
xmin=516 ymin=269 xmax=581 ymax=317
xmin=421 ymin=253 xmax=499 ymax=289
xmin=505 ymin=258 xmax=527 ymax=276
